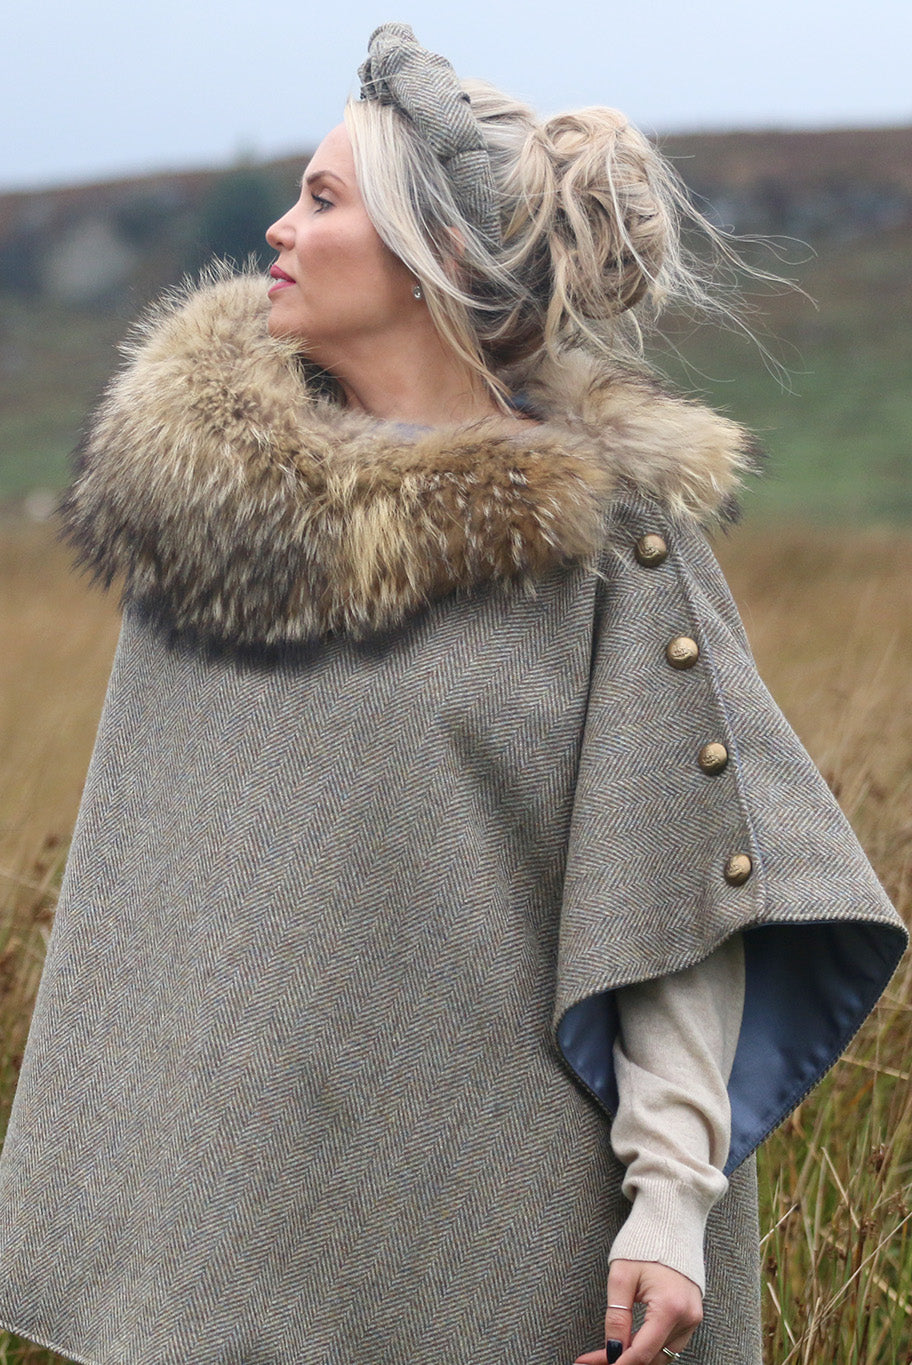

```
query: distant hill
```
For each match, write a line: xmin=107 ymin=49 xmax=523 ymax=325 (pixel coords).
xmin=1 ymin=125 xmax=909 ymax=307
xmin=1 ymin=125 xmax=910 ymax=522
xmin=658 ymin=125 xmax=912 ymax=194
xmin=656 ymin=125 xmax=912 ymax=242
xmin=0 ymin=157 xmax=304 ymax=308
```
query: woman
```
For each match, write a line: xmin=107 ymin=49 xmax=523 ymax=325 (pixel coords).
xmin=0 ymin=23 xmax=905 ymax=1365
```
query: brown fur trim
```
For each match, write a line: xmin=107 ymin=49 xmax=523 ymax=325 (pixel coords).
xmin=61 ymin=268 xmax=758 ymax=645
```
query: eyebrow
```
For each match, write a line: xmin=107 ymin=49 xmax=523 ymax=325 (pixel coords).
xmin=302 ymin=169 xmax=347 ymax=189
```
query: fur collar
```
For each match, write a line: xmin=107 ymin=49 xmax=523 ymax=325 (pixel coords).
xmin=62 ymin=269 xmax=758 ymax=646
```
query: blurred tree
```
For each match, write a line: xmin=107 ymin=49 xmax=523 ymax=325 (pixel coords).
xmin=188 ymin=165 xmax=287 ymax=272
xmin=114 ymin=189 xmax=183 ymax=249
xmin=0 ymin=227 xmax=40 ymax=297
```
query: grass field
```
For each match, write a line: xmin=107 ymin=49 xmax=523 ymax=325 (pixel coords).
xmin=0 ymin=519 xmax=909 ymax=1362
xmin=653 ymin=224 xmax=912 ymax=523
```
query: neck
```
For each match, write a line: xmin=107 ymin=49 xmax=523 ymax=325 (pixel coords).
xmin=309 ymin=316 xmax=504 ymax=426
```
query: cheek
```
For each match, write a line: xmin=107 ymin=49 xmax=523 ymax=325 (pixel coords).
xmin=337 ymin=241 xmax=409 ymax=315
xmin=286 ymin=217 xmax=412 ymax=330
xmin=292 ymin=227 xmax=333 ymax=278
xmin=361 ymin=240 xmax=412 ymax=306
xmin=294 ymin=228 xmax=360 ymax=292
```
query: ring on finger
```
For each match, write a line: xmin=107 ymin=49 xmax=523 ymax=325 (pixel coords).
xmin=661 ymin=1349 xmax=682 ymax=1361
xmin=607 ymin=1304 xmax=632 ymax=1312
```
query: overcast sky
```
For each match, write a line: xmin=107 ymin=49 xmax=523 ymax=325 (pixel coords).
xmin=4 ymin=0 xmax=911 ymax=192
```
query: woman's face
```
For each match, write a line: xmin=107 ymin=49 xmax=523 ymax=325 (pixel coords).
xmin=264 ymin=123 xmax=417 ymax=362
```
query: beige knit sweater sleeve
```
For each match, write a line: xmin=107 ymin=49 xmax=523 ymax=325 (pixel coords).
xmin=607 ymin=933 xmax=746 ymax=1294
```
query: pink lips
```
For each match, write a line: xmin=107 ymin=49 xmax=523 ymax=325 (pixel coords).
xmin=268 ymin=264 xmax=295 ymax=296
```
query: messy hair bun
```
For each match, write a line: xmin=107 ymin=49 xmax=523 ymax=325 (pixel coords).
xmin=541 ymin=109 xmax=671 ymax=323
xmin=345 ymin=79 xmax=768 ymax=401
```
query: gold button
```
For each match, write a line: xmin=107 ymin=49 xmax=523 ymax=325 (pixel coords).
xmin=666 ymin=636 xmax=700 ymax=669
xmin=634 ymin=533 xmax=668 ymax=568
xmin=699 ymin=742 xmax=729 ymax=774
xmin=724 ymin=854 xmax=753 ymax=885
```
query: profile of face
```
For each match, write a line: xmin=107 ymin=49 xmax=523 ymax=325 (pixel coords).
xmin=264 ymin=123 xmax=418 ymax=366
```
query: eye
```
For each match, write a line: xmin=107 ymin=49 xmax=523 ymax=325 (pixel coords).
xmin=311 ymin=193 xmax=333 ymax=213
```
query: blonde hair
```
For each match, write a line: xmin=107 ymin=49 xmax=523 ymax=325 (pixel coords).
xmin=344 ymin=81 xmax=774 ymax=404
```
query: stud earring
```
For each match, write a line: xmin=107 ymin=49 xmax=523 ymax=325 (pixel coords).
xmin=412 ymin=281 xmax=423 ymax=301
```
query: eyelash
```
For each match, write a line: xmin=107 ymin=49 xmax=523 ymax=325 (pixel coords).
xmin=311 ymin=193 xmax=333 ymax=213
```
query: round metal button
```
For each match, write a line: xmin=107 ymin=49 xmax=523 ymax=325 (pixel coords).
xmin=634 ymin=533 xmax=668 ymax=568
xmin=724 ymin=853 xmax=753 ymax=886
xmin=699 ymin=742 xmax=729 ymax=775
xmin=666 ymin=636 xmax=700 ymax=669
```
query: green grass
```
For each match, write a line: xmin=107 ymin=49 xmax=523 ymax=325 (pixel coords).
xmin=0 ymin=301 xmax=123 ymax=499
xmin=651 ymin=225 xmax=912 ymax=522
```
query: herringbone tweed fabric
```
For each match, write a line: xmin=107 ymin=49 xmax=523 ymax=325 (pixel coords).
xmin=357 ymin=23 xmax=503 ymax=247
xmin=0 ymin=496 xmax=903 ymax=1364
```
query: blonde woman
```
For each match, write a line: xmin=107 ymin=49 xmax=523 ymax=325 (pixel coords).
xmin=0 ymin=23 xmax=904 ymax=1365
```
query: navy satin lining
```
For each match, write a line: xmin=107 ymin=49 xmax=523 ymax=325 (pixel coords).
xmin=556 ymin=920 xmax=905 ymax=1174
xmin=727 ymin=922 xmax=902 ymax=1169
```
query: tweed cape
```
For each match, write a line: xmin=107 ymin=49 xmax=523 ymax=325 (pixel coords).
xmin=0 ymin=274 xmax=905 ymax=1365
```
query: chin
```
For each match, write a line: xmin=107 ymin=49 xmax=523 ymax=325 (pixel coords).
xmin=268 ymin=314 xmax=324 ymax=368
xmin=266 ymin=310 xmax=292 ymax=340
xmin=266 ymin=293 xmax=305 ymax=340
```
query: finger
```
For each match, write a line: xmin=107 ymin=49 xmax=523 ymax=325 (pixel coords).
xmin=603 ymin=1262 xmax=636 ymax=1356
xmin=646 ymin=1329 xmax=696 ymax=1365
xmin=625 ymin=1318 xmax=697 ymax=1364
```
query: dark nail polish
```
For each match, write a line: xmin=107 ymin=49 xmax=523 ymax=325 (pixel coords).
xmin=606 ymin=1340 xmax=623 ymax=1363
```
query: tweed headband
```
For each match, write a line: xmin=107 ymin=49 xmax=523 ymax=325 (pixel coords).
xmin=358 ymin=22 xmax=503 ymax=248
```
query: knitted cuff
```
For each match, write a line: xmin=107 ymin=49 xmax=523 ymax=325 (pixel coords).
xmin=608 ymin=1172 xmax=725 ymax=1295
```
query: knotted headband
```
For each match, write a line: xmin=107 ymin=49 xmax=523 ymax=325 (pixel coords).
xmin=358 ymin=22 xmax=503 ymax=248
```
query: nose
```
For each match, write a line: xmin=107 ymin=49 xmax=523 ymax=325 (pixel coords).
xmin=265 ymin=209 xmax=294 ymax=252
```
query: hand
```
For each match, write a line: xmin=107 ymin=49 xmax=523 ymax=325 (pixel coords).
xmin=574 ymin=1259 xmax=703 ymax=1365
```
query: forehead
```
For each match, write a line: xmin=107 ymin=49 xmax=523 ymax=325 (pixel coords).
xmin=304 ymin=123 xmax=354 ymax=184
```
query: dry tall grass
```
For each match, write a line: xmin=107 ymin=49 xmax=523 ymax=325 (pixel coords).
xmin=0 ymin=520 xmax=909 ymax=1364
xmin=718 ymin=527 xmax=912 ymax=1363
